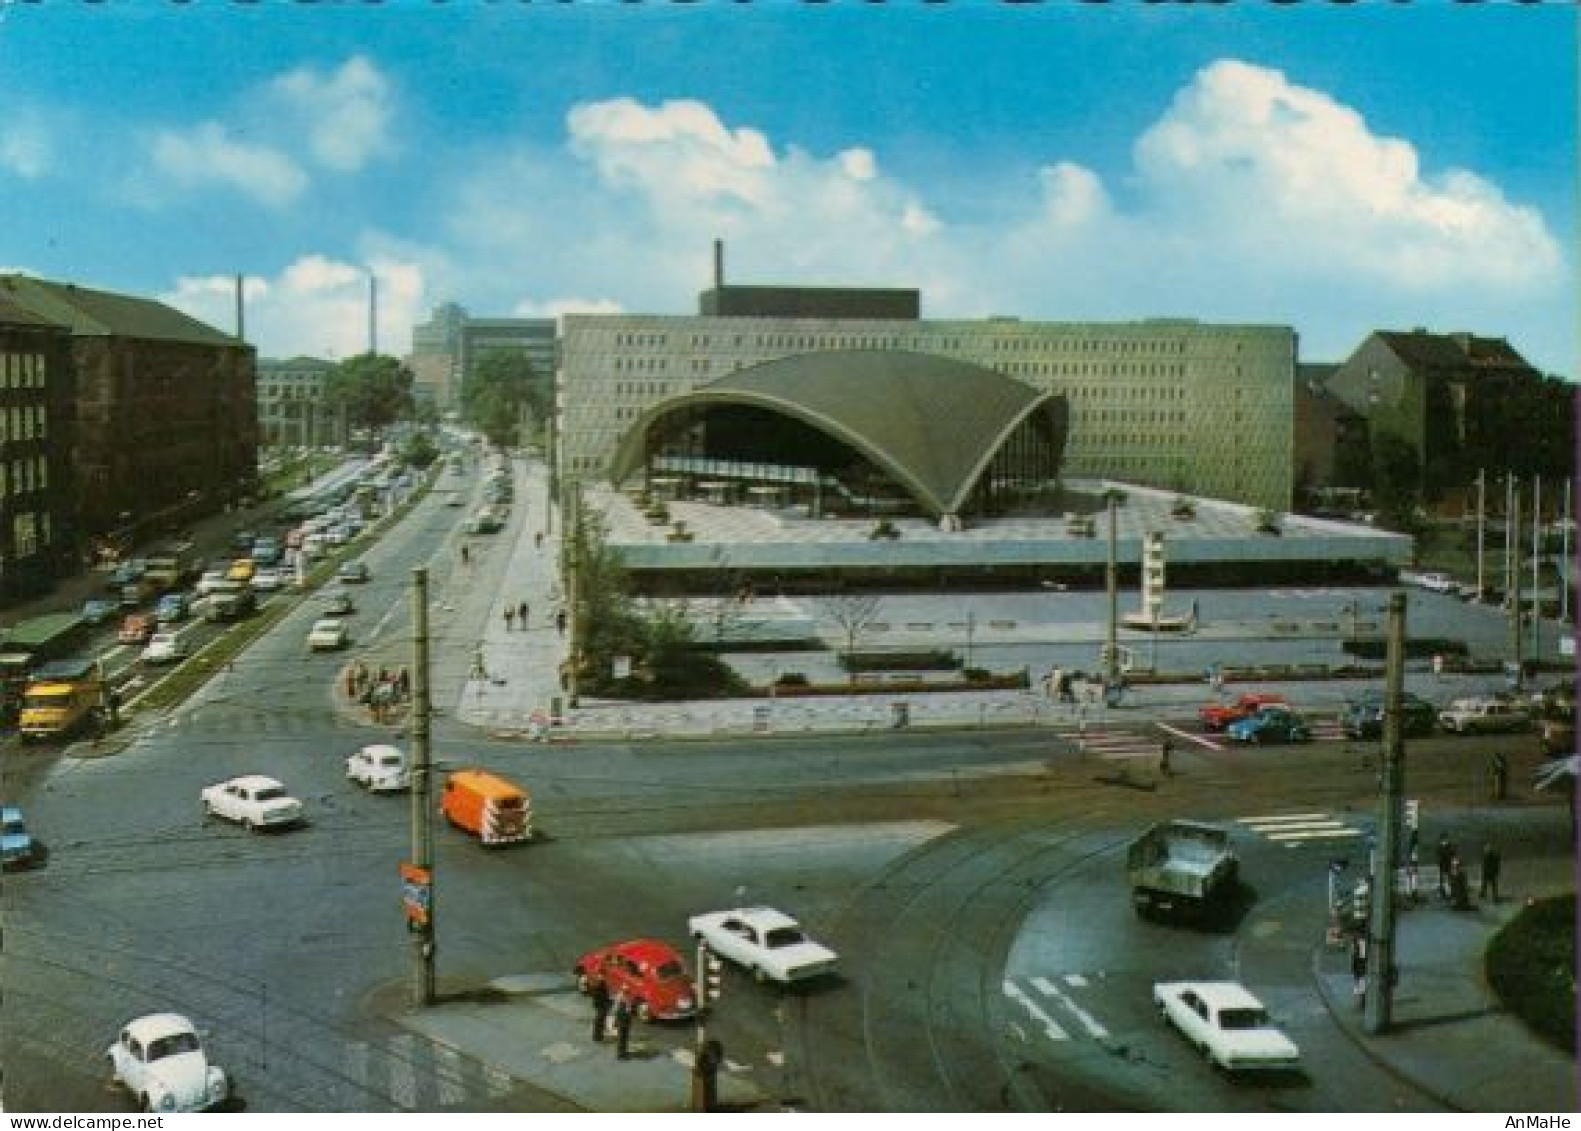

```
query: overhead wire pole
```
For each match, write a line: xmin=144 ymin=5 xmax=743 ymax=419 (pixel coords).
xmin=1531 ymin=475 xmax=1542 ymax=665
xmin=410 ymin=567 xmax=436 ymax=1006
xmin=1105 ymin=494 xmax=1119 ymax=688
xmin=1475 ymin=468 xmax=1486 ymax=602
xmin=1510 ymin=486 xmax=1524 ymax=687
xmin=1364 ymin=591 xmax=1407 ymax=1033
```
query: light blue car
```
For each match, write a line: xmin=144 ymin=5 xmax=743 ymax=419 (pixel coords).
xmin=1225 ymin=706 xmax=1312 ymax=745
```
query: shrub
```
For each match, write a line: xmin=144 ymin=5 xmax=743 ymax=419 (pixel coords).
xmin=840 ymin=649 xmax=960 ymax=673
xmin=775 ymin=672 xmax=809 ymax=687
xmin=1486 ymin=894 xmax=1577 ymax=1054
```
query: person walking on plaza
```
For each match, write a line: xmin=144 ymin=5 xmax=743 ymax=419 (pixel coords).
xmin=1159 ymin=738 xmax=1174 ymax=778
xmin=518 ymin=600 xmax=529 ymax=628
xmin=1436 ymin=833 xmax=1454 ymax=900
xmin=612 ymin=992 xmax=633 ymax=1060
xmin=1350 ymin=934 xmax=1368 ymax=1006
xmin=590 ymin=980 xmax=611 ymax=1043
xmin=1405 ymin=832 xmax=1421 ymax=902
xmin=1449 ymin=854 xmax=1472 ymax=910
xmin=1480 ymin=841 xmax=1502 ymax=902
xmin=503 ymin=605 xmax=515 ymax=632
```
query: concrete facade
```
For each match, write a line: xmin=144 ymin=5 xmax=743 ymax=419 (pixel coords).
xmin=257 ymin=357 xmax=348 ymax=448
xmin=558 ymin=313 xmax=1296 ymax=511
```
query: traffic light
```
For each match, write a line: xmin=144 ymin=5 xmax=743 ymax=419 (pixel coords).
xmin=698 ymin=942 xmax=724 ymax=1006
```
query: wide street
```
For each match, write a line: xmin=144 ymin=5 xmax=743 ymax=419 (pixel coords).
xmin=2 ymin=461 xmax=1573 ymax=1113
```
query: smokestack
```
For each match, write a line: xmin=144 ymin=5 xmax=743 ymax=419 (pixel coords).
xmin=714 ymin=239 xmax=724 ymax=289
xmin=369 ymin=273 xmax=378 ymax=356
xmin=235 ymin=273 xmax=245 ymax=341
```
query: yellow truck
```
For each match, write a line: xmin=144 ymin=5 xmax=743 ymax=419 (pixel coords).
xmin=19 ymin=659 xmax=107 ymax=742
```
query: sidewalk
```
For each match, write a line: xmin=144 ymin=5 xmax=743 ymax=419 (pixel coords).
xmin=397 ymin=975 xmax=769 ymax=1113
xmin=1242 ymin=848 xmax=1577 ymax=1112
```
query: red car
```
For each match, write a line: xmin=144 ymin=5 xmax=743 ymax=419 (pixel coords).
xmin=1198 ymin=692 xmax=1287 ymax=732
xmin=574 ymin=939 xmax=697 ymax=1021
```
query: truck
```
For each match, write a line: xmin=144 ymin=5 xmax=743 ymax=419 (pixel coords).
xmin=19 ymin=658 xmax=107 ymax=742
xmin=0 ymin=614 xmax=90 ymax=723
xmin=143 ymin=541 xmax=200 ymax=593
xmin=197 ymin=580 xmax=256 ymax=623
xmin=440 ymin=769 xmax=532 ymax=846
xmin=1127 ymin=820 xmax=1240 ymax=920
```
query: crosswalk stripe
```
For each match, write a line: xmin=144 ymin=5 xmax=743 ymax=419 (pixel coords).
xmin=1030 ymin=976 xmax=1110 ymax=1040
xmin=386 ymin=1034 xmax=418 ymax=1110
xmin=434 ymin=1043 xmax=466 ymax=1107
xmin=1239 ymin=812 xmax=1333 ymax=824
xmin=1270 ymin=828 xmax=1364 ymax=843
xmin=1003 ymin=979 xmax=1068 ymax=1041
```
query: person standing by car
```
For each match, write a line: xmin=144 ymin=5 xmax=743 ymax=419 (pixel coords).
xmin=1436 ymin=833 xmax=1454 ymax=900
xmin=590 ymin=980 xmax=611 ymax=1044
xmin=612 ymin=992 xmax=633 ymax=1060
xmin=1480 ymin=841 xmax=1502 ymax=902
xmin=1159 ymin=738 xmax=1174 ymax=778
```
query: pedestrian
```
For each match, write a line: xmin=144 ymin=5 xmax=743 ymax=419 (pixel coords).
xmin=1480 ymin=841 xmax=1502 ymax=902
xmin=460 ymin=544 xmax=470 ymax=566
xmin=612 ymin=992 xmax=633 ymax=1060
xmin=1159 ymin=738 xmax=1174 ymax=778
xmin=555 ymin=609 xmax=567 ymax=636
xmin=518 ymin=601 xmax=529 ymax=628
xmin=504 ymin=606 xmax=515 ymax=631
xmin=1047 ymin=667 xmax=1063 ymax=701
xmin=1436 ymin=833 xmax=1454 ymax=900
xmin=1350 ymin=934 xmax=1368 ymax=1005
xmin=397 ymin=666 xmax=411 ymax=702
xmin=1405 ymin=837 xmax=1421 ymax=902
xmin=535 ymin=531 xmax=543 ymax=549
xmin=590 ymin=980 xmax=611 ymax=1043
xmin=1449 ymin=854 xmax=1472 ymax=910
xmin=355 ymin=661 xmax=370 ymax=697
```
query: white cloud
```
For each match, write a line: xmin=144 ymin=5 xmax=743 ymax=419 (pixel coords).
xmin=219 ymin=62 xmax=1569 ymax=373
xmin=0 ymin=116 xmax=52 ymax=178
xmin=271 ymin=56 xmax=395 ymax=172
xmin=151 ymin=123 xmax=307 ymax=208
xmin=163 ymin=254 xmax=425 ymax=361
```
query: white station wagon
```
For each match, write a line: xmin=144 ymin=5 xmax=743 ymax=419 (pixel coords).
xmin=200 ymin=775 xmax=303 ymax=831
xmin=107 ymin=1012 xmax=228 ymax=1112
xmin=1153 ymin=980 xmax=1301 ymax=1073
xmin=306 ymin=618 xmax=349 ymax=651
xmin=688 ymin=906 xmax=838 ymax=984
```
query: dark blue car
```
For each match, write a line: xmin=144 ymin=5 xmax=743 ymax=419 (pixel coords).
xmin=1226 ymin=706 xmax=1313 ymax=745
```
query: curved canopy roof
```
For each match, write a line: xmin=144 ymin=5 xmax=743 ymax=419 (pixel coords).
xmin=609 ymin=350 xmax=1063 ymax=517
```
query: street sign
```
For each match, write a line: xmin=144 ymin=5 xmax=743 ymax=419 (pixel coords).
xmin=401 ymin=862 xmax=432 ymax=927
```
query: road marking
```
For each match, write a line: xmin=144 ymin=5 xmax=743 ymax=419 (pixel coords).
xmin=1031 ymin=975 xmax=1110 ymax=1040
xmin=1239 ymin=812 xmax=1333 ymax=824
xmin=433 ymin=1042 xmax=466 ymax=1107
xmin=1157 ymin=722 xmax=1220 ymax=750
xmin=386 ymin=1034 xmax=418 ymax=1110
xmin=1003 ymin=979 xmax=1068 ymax=1041
xmin=1063 ymin=974 xmax=1088 ymax=988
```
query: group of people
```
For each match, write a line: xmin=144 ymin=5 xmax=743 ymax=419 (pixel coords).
xmin=502 ymin=601 xmax=530 ymax=632
xmin=345 ymin=662 xmax=412 ymax=722
xmin=1435 ymin=832 xmax=1501 ymax=908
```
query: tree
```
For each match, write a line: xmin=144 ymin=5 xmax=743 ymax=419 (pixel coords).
xmin=1370 ymin=431 xmax=1424 ymax=530
xmin=462 ymin=351 xmax=548 ymax=449
xmin=399 ymin=431 xmax=439 ymax=469
xmin=818 ymin=594 xmax=884 ymax=684
xmin=324 ymin=353 xmax=415 ymax=434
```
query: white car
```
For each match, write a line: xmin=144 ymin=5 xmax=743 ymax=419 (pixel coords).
xmin=250 ymin=566 xmax=283 ymax=592
xmin=200 ymin=775 xmax=303 ymax=831
xmin=1414 ymin=571 xmax=1457 ymax=594
xmin=194 ymin=569 xmax=228 ymax=597
xmin=107 ymin=1012 xmax=228 ymax=1113
xmin=1153 ymin=980 xmax=1301 ymax=1073
xmin=1439 ymin=697 xmax=1532 ymax=735
xmin=346 ymin=743 xmax=410 ymax=793
xmin=307 ymin=618 xmax=349 ymax=651
xmin=687 ymin=906 xmax=838 ymax=984
xmin=141 ymin=632 xmax=189 ymax=665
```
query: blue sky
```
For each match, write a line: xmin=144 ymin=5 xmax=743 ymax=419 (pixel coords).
xmin=2 ymin=2 xmax=1575 ymax=374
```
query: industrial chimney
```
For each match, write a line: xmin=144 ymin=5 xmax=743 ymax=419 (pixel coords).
xmin=714 ymin=239 xmax=724 ymax=289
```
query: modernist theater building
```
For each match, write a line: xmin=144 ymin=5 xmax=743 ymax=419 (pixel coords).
xmin=554 ymin=264 xmax=1409 ymax=592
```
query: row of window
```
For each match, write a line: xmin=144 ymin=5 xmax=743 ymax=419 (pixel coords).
xmin=0 ymin=405 xmax=47 ymax=442
xmin=0 ymin=352 xmax=46 ymax=389
xmin=0 ymin=456 xmax=50 ymax=496
xmin=10 ymin=510 xmax=46 ymax=557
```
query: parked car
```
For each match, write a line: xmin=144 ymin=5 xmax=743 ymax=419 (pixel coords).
xmin=336 ymin=561 xmax=370 ymax=584
xmin=1 ymin=803 xmax=41 ymax=871
xmin=194 ymin=569 xmax=228 ymax=597
xmin=1225 ymin=705 xmax=1312 ymax=745
xmin=81 ymin=598 xmax=117 ymax=626
xmin=1439 ymin=697 xmax=1531 ymax=735
xmin=575 ymin=939 xmax=697 ymax=1021
xmin=1153 ymin=980 xmax=1301 ymax=1073
xmin=154 ymin=593 xmax=190 ymax=624
xmin=687 ymin=906 xmax=837 ymax=984
xmin=107 ymin=1013 xmax=228 ymax=1113
xmin=142 ymin=632 xmax=189 ymax=665
xmin=250 ymin=567 xmax=284 ymax=593
xmin=119 ymin=613 xmax=156 ymax=646
xmin=345 ymin=743 xmax=409 ymax=793
xmin=1342 ymin=691 xmax=1438 ymax=739
xmin=200 ymin=775 xmax=303 ymax=831
xmin=1413 ymin=571 xmax=1457 ymax=594
xmin=307 ymin=618 xmax=349 ymax=651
